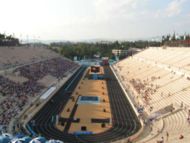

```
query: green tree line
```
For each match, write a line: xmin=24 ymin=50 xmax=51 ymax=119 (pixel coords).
xmin=50 ymin=40 xmax=161 ymax=60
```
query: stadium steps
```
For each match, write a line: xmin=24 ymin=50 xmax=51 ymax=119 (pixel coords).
xmin=144 ymin=110 xmax=190 ymax=143
xmin=135 ymin=118 xmax=164 ymax=143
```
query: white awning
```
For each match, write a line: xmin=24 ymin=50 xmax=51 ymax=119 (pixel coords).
xmin=40 ymin=86 xmax=56 ymax=100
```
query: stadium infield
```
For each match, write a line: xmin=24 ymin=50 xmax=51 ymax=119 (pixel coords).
xmin=57 ymin=67 xmax=112 ymax=134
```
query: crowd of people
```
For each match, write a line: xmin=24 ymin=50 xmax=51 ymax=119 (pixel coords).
xmin=0 ymin=76 xmax=43 ymax=126
xmin=14 ymin=57 xmax=77 ymax=80
xmin=129 ymin=77 xmax=158 ymax=106
xmin=0 ymin=57 xmax=79 ymax=131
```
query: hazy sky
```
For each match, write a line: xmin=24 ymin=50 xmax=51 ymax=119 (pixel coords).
xmin=0 ymin=0 xmax=190 ymax=41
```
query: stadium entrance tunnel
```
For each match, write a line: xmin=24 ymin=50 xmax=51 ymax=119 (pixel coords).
xmin=26 ymin=66 xmax=141 ymax=143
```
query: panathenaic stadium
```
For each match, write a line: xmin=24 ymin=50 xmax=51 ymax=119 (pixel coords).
xmin=1 ymin=46 xmax=190 ymax=143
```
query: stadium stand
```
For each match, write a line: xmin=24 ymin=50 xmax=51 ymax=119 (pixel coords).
xmin=0 ymin=46 xmax=59 ymax=70
xmin=113 ymin=47 xmax=190 ymax=143
xmin=0 ymin=46 xmax=80 ymax=135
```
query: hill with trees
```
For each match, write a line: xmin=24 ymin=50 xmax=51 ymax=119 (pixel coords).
xmin=0 ymin=33 xmax=19 ymax=46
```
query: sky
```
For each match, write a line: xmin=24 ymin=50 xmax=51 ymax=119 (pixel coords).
xmin=0 ymin=0 xmax=190 ymax=41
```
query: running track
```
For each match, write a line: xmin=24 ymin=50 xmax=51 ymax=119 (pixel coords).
xmin=26 ymin=66 xmax=141 ymax=143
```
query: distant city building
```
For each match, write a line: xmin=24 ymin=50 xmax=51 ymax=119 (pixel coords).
xmin=112 ymin=49 xmax=128 ymax=56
